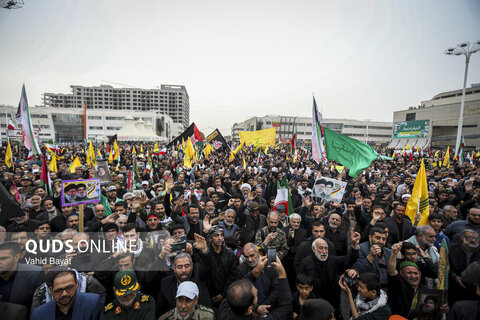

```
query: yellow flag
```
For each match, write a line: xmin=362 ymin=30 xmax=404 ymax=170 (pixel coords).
xmin=154 ymin=142 xmax=159 ymax=152
xmin=5 ymin=140 xmax=12 ymax=168
xmin=434 ymin=150 xmax=439 ymax=158
xmin=476 ymin=151 xmax=480 ymax=158
xmin=406 ymin=143 xmax=411 ymax=150
xmin=239 ymin=127 xmax=276 ymax=147
xmin=132 ymin=146 xmax=136 ymax=154
xmin=140 ymin=144 xmax=144 ymax=153
xmin=392 ymin=151 xmax=395 ymax=158
xmin=48 ymin=154 xmax=58 ymax=173
xmin=108 ymin=149 xmax=113 ymax=164
xmin=97 ymin=147 xmax=102 ymax=158
xmin=402 ymin=147 xmax=405 ymax=156
xmin=432 ymin=162 xmax=437 ymax=167
xmin=204 ymin=143 xmax=214 ymax=158
xmin=229 ymin=142 xmax=244 ymax=161
xmin=405 ymin=159 xmax=430 ymax=226
xmin=87 ymin=141 xmax=97 ymax=167
xmin=442 ymin=147 xmax=450 ymax=167
xmin=69 ymin=156 xmax=82 ymax=173
xmin=336 ymin=165 xmax=344 ymax=173
xmin=113 ymin=140 xmax=119 ymax=160
xmin=243 ymin=157 xmax=247 ymax=168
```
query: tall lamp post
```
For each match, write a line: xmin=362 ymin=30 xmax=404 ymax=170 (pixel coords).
xmin=444 ymin=41 xmax=480 ymax=156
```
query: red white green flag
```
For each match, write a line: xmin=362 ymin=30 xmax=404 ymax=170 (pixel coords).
xmin=273 ymin=177 xmax=294 ymax=215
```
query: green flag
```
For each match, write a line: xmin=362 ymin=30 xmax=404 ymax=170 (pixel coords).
xmin=323 ymin=127 xmax=379 ymax=178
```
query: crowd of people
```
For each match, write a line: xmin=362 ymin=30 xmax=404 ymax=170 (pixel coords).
xmin=0 ymin=140 xmax=479 ymax=320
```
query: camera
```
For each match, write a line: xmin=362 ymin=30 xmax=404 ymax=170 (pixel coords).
xmin=170 ymin=241 xmax=187 ymax=252
xmin=342 ymin=271 xmax=358 ymax=289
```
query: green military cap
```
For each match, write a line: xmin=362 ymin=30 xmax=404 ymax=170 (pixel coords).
xmin=21 ymin=175 xmax=32 ymax=181
xmin=114 ymin=269 xmax=140 ymax=297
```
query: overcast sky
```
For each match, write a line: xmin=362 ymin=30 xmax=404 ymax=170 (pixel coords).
xmin=1 ymin=0 xmax=479 ymax=136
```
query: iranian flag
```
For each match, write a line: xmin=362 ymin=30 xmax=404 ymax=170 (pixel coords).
xmin=7 ymin=118 xmax=16 ymax=130
xmin=273 ymin=177 xmax=294 ymax=215
xmin=16 ymin=84 xmax=41 ymax=156
xmin=456 ymin=136 xmax=464 ymax=165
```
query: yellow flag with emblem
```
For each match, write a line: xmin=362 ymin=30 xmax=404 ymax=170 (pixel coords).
xmin=87 ymin=140 xmax=97 ymax=167
xmin=405 ymin=159 xmax=429 ymax=226
xmin=48 ymin=154 xmax=58 ymax=173
xmin=69 ymin=156 xmax=82 ymax=173
xmin=5 ymin=140 xmax=13 ymax=168
xmin=239 ymin=127 xmax=276 ymax=147
xmin=442 ymin=146 xmax=450 ymax=167
xmin=113 ymin=140 xmax=119 ymax=160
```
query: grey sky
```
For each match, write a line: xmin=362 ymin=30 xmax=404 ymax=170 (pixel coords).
xmin=1 ymin=0 xmax=479 ymax=136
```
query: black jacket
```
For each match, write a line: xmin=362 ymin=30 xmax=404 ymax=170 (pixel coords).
xmin=217 ymin=278 xmax=292 ymax=320
xmin=384 ymin=216 xmax=413 ymax=246
xmin=293 ymin=238 xmax=336 ymax=272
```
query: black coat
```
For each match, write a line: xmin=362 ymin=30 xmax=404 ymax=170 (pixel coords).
xmin=293 ymin=238 xmax=336 ymax=272
xmin=298 ymin=248 xmax=358 ymax=309
xmin=384 ymin=216 xmax=413 ymax=246
xmin=233 ymin=261 xmax=279 ymax=307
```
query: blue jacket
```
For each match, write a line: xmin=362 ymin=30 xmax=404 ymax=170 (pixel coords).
xmin=353 ymin=241 xmax=392 ymax=277
xmin=30 ymin=292 xmax=103 ymax=320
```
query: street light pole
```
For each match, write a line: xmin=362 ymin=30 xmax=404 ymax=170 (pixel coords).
xmin=444 ymin=41 xmax=480 ymax=157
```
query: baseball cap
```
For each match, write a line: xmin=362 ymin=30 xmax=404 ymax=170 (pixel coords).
xmin=142 ymin=181 xmax=149 ymax=186
xmin=276 ymin=204 xmax=287 ymax=213
xmin=114 ymin=269 xmax=140 ymax=297
xmin=106 ymin=186 xmax=117 ymax=192
xmin=175 ymin=281 xmax=199 ymax=299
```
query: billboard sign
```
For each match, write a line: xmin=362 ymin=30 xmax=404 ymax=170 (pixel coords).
xmin=392 ymin=120 xmax=430 ymax=139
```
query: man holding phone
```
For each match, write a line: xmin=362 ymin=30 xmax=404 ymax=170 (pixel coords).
xmin=255 ymin=211 xmax=288 ymax=260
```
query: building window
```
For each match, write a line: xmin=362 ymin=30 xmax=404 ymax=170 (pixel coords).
xmin=105 ymin=117 xmax=124 ymax=121
xmin=88 ymin=116 xmax=102 ymax=120
xmin=106 ymin=127 xmax=122 ymax=130
xmin=31 ymin=114 xmax=48 ymax=118
xmin=89 ymin=126 xmax=103 ymax=130
xmin=406 ymin=113 xmax=416 ymax=121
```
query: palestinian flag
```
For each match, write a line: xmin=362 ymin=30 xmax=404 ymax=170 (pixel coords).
xmin=273 ymin=177 xmax=293 ymax=215
xmin=456 ymin=136 xmax=464 ymax=165
xmin=167 ymin=123 xmax=204 ymax=148
xmin=40 ymin=157 xmax=53 ymax=196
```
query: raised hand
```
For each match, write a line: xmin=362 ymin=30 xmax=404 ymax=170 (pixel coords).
xmin=193 ymin=233 xmax=208 ymax=253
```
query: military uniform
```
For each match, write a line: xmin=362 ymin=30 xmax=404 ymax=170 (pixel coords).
xmin=101 ymin=292 xmax=156 ymax=320
xmin=102 ymin=269 xmax=156 ymax=320
xmin=158 ymin=305 xmax=215 ymax=320
xmin=255 ymin=226 xmax=289 ymax=260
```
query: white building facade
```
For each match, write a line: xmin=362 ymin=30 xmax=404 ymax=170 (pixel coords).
xmin=0 ymin=105 xmax=173 ymax=143
xmin=43 ymin=84 xmax=189 ymax=131
xmin=393 ymin=85 xmax=480 ymax=149
xmin=232 ymin=115 xmax=392 ymax=146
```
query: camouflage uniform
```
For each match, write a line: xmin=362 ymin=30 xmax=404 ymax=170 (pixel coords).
xmin=255 ymin=226 xmax=288 ymax=260
xmin=158 ymin=305 xmax=215 ymax=320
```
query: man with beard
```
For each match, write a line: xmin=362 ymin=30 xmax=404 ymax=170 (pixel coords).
xmin=64 ymin=184 xmax=77 ymax=204
xmin=31 ymin=266 xmax=102 ymax=320
xmin=325 ymin=213 xmax=348 ymax=256
xmin=156 ymin=234 xmax=215 ymax=317
xmin=159 ymin=281 xmax=215 ymax=320
xmin=240 ymin=202 xmax=267 ymax=245
xmin=448 ymin=229 xmax=480 ymax=305
xmin=205 ymin=225 xmax=238 ymax=308
xmin=406 ymin=225 xmax=439 ymax=265
xmin=218 ymin=209 xmax=240 ymax=238
xmin=255 ymin=211 xmax=288 ymax=260
xmin=151 ymin=202 xmax=173 ymax=229
xmin=75 ymin=184 xmax=87 ymax=201
xmin=384 ymin=203 xmax=413 ymax=246
xmin=172 ymin=204 xmax=205 ymax=241
xmin=218 ymin=256 xmax=292 ymax=320
xmin=237 ymin=241 xmax=285 ymax=315
xmin=388 ymin=242 xmax=424 ymax=317
xmin=66 ymin=213 xmax=80 ymax=231
xmin=102 ymin=269 xmax=156 ymax=320
xmin=37 ymin=196 xmax=60 ymax=221
xmin=441 ymin=205 xmax=458 ymax=230
xmin=50 ymin=205 xmax=75 ymax=232
xmin=353 ymin=227 xmax=392 ymax=290
xmin=445 ymin=207 xmax=480 ymax=245
xmin=297 ymin=229 xmax=360 ymax=314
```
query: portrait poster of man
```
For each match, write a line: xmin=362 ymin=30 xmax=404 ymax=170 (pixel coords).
xmin=408 ymin=288 xmax=444 ymax=320
xmin=312 ymin=177 xmax=347 ymax=203
xmin=94 ymin=160 xmax=112 ymax=185
xmin=61 ymin=178 xmax=101 ymax=207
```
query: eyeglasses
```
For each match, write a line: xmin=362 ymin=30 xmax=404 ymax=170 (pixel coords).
xmin=52 ymin=284 xmax=75 ymax=295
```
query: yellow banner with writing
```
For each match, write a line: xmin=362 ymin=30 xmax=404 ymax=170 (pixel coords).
xmin=239 ymin=127 xmax=276 ymax=147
